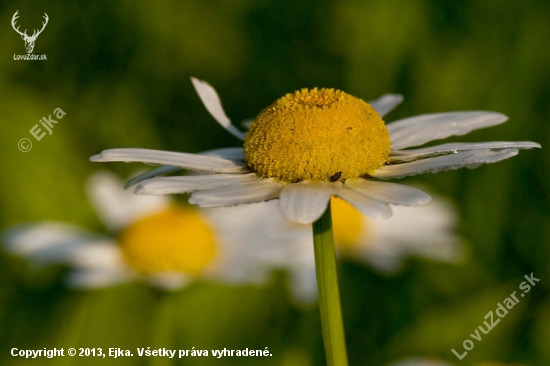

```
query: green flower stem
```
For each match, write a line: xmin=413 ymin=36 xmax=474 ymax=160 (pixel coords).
xmin=312 ymin=200 xmax=349 ymax=366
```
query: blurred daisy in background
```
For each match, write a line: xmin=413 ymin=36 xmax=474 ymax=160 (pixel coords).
xmin=232 ymin=189 xmax=463 ymax=304
xmin=2 ymin=171 xmax=461 ymax=302
xmin=91 ymin=77 xmax=539 ymax=225
xmin=2 ymin=172 xmax=287 ymax=290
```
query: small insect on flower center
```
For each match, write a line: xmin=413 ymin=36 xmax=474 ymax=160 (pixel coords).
xmin=118 ymin=205 xmax=216 ymax=275
xmin=244 ymin=88 xmax=391 ymax=182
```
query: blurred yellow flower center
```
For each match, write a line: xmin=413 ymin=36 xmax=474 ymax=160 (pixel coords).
xmin=118 ymin=205 xmax=216 ymax=275
xmin=331 ymin=197 xmax=367 ymax=251
xmin=244 ymin=88 xmax=391 ymax=182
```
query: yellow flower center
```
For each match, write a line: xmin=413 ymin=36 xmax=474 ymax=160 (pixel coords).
xmin=118 ymin=205 xmax=216 ymax=275
xmin=244 ymin=88 xmax=391 ymax=182
xmin=331 ymin=197 xmax=367 ymax=251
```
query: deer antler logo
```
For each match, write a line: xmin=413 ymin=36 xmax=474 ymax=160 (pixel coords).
xmin=11 ymin=11 xmax=49 ymax=54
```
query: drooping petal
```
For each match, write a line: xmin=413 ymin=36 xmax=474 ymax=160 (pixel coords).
xmin=390 ymin=141 xmax=541 ymax=162
xmin=333 ymin=184 xmax=392 ymax=219
xmin=344 ymin=179 xmax=431 ymax=206
xmin=87 ymin=171 xmax=170 ymax=230
xmin=124 ymin=165 xmax=182 ymax=188
xmin=134 ymin=173 xmax=260 ymax=195
xmin=278 ymin=181 xmax=333 ymax=224
xmin=368 ymin=94 xmax=404 ymax=117
xmin=190 ymin=178 xmax=284 ymax=207
xmin=191 ymin=77 xmax=246 ymax=140
xmin=387 ymin=111 xmax=508 ymax=150
xmin=374 ymin=148 xmax=519 ymax=179
xmin=90 ymin=148 xmax=248 ymax=173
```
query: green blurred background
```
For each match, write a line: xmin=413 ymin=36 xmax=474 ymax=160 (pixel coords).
xmin=1 ymin=0 xmax=549 ymax=365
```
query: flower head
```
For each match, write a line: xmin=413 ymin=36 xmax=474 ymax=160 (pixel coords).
xmin=244 ymin=87 xmax=390 ymax=181
xmin=242 ymin=190 xmax=462 ymax=304
xmin=90 ymin=78 xmax=540 ymax=224
xmin=2 ymin=172 xmax=283 ymax=290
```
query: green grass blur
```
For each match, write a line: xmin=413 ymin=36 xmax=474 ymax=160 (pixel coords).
xmin=1 ymin=0 xmax=549 ymax=365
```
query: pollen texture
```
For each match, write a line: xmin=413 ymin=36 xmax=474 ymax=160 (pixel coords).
xmin=244 ymin=88 xmax=391 ymax=182
xmin=118 ymin=205 xmax=216 ymax=275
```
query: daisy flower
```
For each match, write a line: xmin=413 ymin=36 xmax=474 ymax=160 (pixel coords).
xmin=223 ymin=190 xmax=462 ymax=304
xmin=89 ymin=78 xmax=539 ymax=366
xmin=90 ymin=78 xmax=540 ymax=225
xmin=2 ymin=172 xmax=284 ymax=290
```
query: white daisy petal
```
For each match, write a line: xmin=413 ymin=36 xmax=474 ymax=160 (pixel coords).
xmin=387 ymin=111 xmax=508 ymax=150
xmin=190 ymin=178 xmax=284 ymax=207
xmin=374 ymin=148 xmax=519 ymax=179
xmin=124 ymin=165 xmax=182 ymax=188
xmin=87 ymin=171 xmax=170 ymax=230
xmin=90 ymin=148 xmax=248 ymax=173
xmin=333 ymin=184 xmax=392 ymax=219
xmin=368 ymin=94 xmax=404 ymax=117
xmin=344 ymin=179 xmax=431 ymax=206
xmin=390 ymin=141 xmax=541 ymax=162
xmin=190 ymin=77 xmax=246 ymax=140
xmin=279 ymin=181 xmax=333 ymax=224
xmin=134 ymin=173 xmax=260 ymax=195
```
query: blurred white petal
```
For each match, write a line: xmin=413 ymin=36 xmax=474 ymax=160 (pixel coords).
xmin=87 ymin=171 xmax=170 ymax=230
xmin=3 ymin=222 xmax=107 ymax=264
xmin=352 ymin=194 xmax=463 ymax=273
xmin=67 ymin=268 xmax=135 ymax=289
